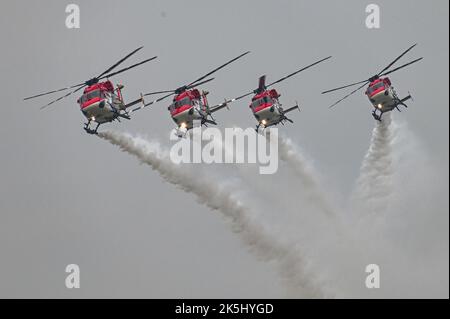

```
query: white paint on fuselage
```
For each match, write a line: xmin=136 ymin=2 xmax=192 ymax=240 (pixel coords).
xmin=81 ymin=97 xmax=124 ymax=124
xmin=369 ymin=87 xmax=397 ymax=113
xmin=171 ymin=104 xmax=208 ymax=130
xmin=253 ymin=103 xmax=282 ymax=126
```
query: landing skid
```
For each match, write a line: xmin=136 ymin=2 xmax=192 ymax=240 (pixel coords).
xmin=372 ymin=111 xmax=383 ymax=122
xmin=174 ymin=126 xmax=189 ymax=138
xmin=372 ymin=94 xmax=412 ymax=122
xmin=202 ymin=118 xmax=217 ymax=127
xmin=255 ymin=116 xmax=295 ymax=132
xmin=84 ymin=120 xmax=100 ymax=135
xmin=175 ymin=130 xmax=187 ymax=138
xmin=255 ymin=102 xmax=299 ymax=132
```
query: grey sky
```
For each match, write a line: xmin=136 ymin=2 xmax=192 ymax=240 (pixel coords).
xmin=0 ymin=0 xmax=448 ymax=298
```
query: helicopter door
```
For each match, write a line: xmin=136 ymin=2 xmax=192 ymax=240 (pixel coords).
xmin=111 ymin=92 xmax=122 ymax=107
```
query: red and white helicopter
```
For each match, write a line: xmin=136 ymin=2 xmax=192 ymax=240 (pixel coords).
xmin=24 ymin=47 xmax=156 ymax=134
xmin=220 ymin=56 xmax=332 ymax=131
xmin=322 ymin=44 xmax=423 ymax=121
xmin=132 ymin=52 xmax=250 ymax=136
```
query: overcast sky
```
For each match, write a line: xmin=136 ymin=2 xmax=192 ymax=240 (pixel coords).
xmin=0 ymin=0 xmax=448 ymax=298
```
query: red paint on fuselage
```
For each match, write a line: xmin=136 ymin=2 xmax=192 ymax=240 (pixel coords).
xmin=171 ymin=104 xmax=192 ymax=116
xmin=249 ymin=89 xmax=280 ymax=113
xmin=79 ymin=81 xmax=115 ymax=109
xmin=366 ymin=77 xmax=391 ymax=99
xmin=169 ymin=89 xmax=203 ymax=117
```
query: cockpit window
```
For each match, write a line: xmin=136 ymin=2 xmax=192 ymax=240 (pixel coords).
xmin=79 ymin=90 xmax=102 ymax=104
xmin=367 ymin=82 xmax=385 ymax=95
xmin=251 ymin=96 xmax=272 ymax=109
xmin=174 ymin=97 xmax=191 ymax=108
xmin=87 ymin=90 xmax=101 ymax=100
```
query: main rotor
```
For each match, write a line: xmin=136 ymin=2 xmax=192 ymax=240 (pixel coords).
xmin=322 ymin=44 xmax=423 ymax=108
xmin=142 ymin=51 xmax=251 ymax=104
xmin=24 ymin=46 xmax=157 ymax=109
xmin=225 ymin=55 xmax=332 ymax=103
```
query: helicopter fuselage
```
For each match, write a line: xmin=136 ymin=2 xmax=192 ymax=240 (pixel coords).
xmin=79 ymin=81 xmax=126 ymax=124
xmin=249 ymin=89 xmax=285 ymax=128
xmin=366 ymin=77 xmax=398 ymax=113
xmin=168 ymin=89 xmax=210 ymax=130
xmin=365 ymin=77 xmax=412 ymax=121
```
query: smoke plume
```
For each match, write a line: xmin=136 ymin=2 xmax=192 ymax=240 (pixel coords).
xmin=270 ymin=130 xmax=335 ymax=217
xmin=352 ymin=113 xmax=396 ymax=215
xmin=98 ymin=130 xmax=329 ymax=298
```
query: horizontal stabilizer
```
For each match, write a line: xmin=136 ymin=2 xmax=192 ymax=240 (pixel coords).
xmin=124 ymin=95 xmax=145 ymax=109
xmin=283 ymin=102 xmax=300 ymax=114
xmin=400 ymin=95 xmax=412 ymax=103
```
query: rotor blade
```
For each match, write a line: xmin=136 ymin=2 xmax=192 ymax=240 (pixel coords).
xmin=124 ymin=96 xmax=145 ymax=109
xmin=218 ymin=91 xmax=254 ymax=107
xmin=24 ymin=82 xmax=85 ymax=100
xmin=213 ymin=91 xmax=254 ymax=110
xmin=328 ymin=82 xmax=368 ymax=109
xmin=321 ymin=79 xmax=369 ymax=94
xmin=40 ymin=85 xmax=86 ymax=110
xmin=97 ymin=46 xmax=144 ymax=79
xmin=267 ymin=56 xmax=332 ymax=88
xmin=144 ymin=77 xmax=215 ymax=97
xmin=143 ymin=89 xmax=176 ymax=97
xmin=186 ymin=77 xmax=215 ymax=90
xmin=380 ymin=57 xmax=423 ymax=77
xmin=227 ymin=91 xmax=255 ymax=103
xmin=152 ymin=92 xmax=175 ymax=104
xmin=234 ymin=91 xmax=254 ymax=101
xmin=377 ymin=43 xmax=417 ymax=76
xmin=208 ymin=96 xmax=241 ymax=114
xmin=98 ymin=56 xmax=157 ymax=80
xmin=186 ymin=51 xmax=250 ymax=88
xmin=25 ymin=47 xmax=147 ymax=101
xmin=209 ymin=101 xmax=229 ymax=114
xmin=131 ymin=92 xmax=174 ymax=113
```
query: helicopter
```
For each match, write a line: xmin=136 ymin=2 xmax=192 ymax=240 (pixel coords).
xmin=217 ymin=56 xmax=332 ymax=131
xmin=132 ymin=51 xmax=250 ymax=136
xmin=321 ymin=44 xmax=423 ymax=121
xmin=24 ymin=47 xmax=157 ymax=134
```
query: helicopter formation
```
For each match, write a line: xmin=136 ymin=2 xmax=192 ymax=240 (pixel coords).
xmin=24 ymin=44 xmax=423 ymax=135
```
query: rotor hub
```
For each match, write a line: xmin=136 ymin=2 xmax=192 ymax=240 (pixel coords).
xmin=85 ymin=78 xmax=100 ymax=86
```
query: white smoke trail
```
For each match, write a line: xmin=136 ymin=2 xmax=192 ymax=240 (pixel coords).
xmin=98 ymin=130 xmax=329 ymax=298
xmin=341 ymin=116 xmax=449 ymax=297
xmin=352 ymin=113 xmax=396 ymax=215
xmin=96 ymin=120 xmax=448 ymax=298
xmin=267 ymin=130 xmax=335 ymax=218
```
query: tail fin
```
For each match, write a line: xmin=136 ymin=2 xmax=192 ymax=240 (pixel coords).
xmin=258 ymin=75 xmax=267 ymax=91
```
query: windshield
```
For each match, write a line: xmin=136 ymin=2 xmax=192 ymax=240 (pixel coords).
xmin=174 ymin=97 xmax=191 ymax=108
xmin=367 ymin=82 xmax=385 ymax=95
xmin=80 ymin=90 xmax=102 ymax=104
xmin=251 ymin=96 xmax=272 ymax=109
